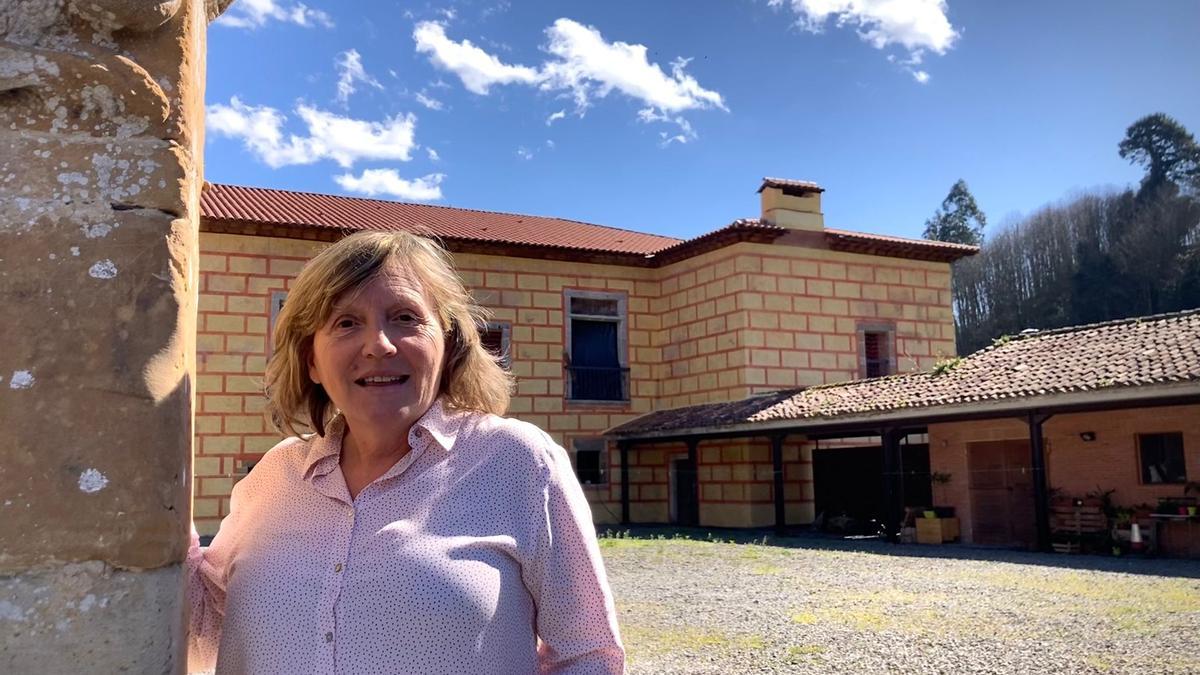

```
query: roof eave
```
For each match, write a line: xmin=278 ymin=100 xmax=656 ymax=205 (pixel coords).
xmin=605 ymin=381 xmax=1200 ymax=442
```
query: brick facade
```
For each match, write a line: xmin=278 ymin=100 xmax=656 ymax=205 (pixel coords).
xmin=928 ymin=404 xmax=1200 ymax=545
xmin=194 ymin=227 xmax=957 ymax=535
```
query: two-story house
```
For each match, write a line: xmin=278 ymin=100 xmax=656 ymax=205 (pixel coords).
xmin=192 ymin=177 xmax=977 ymax=535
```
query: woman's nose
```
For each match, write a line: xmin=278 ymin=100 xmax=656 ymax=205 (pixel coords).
xmin=363 ymin=326 xmax=398 ymax=358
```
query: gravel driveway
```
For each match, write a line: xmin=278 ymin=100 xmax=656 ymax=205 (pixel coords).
xmin=599 ymin=528 xmax=1200 ymax=674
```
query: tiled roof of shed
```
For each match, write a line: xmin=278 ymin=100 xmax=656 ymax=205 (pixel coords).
xmin=608 ymin=309 xmax=1200 ymax=438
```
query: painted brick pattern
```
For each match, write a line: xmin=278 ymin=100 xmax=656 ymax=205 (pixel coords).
xmin=194 ymin=232 xmax=957 ymax=533
xmin=605 ymin=438 xmax=814 ymax=528
xmin=653 ymin=243 xmax=956 ymax=409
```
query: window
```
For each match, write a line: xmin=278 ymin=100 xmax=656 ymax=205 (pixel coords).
xmin=479 ymin=322 xmax=511 ymax=369
xmin=573 ymin=438 xmax=607 ymax=485
xmin=1139 ymin=432 xmax=1187 ymax=484
xmin=269 ymin=291 xmax=288 ymax=347
xmin=565 ymin=290 xmax=628 ymax=401
xmin=857 ymin=324 xmax=894 ymax=378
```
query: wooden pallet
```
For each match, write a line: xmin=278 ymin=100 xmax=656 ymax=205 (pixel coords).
xmin=1050 ymin=505 xmax=1107 ymax=536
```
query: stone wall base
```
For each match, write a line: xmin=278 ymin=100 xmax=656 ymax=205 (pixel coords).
xmin=1 ymin=562 xmax=184 ymax=674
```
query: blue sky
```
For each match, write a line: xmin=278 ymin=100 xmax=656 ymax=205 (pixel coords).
xmin=204 ymin=0 xmax=1200 ymax=242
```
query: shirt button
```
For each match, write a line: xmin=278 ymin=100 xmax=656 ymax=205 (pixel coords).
xmin=325 ymin=632 xmax=333 ymax=643
xmin=334 ymin=563 xmax=343 ymax=573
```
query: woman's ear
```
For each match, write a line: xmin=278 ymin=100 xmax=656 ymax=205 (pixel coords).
xmin=306 ymin=343 xmax=322 ymax=384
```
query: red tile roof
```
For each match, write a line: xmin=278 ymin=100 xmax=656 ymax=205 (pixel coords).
xmin=825 ymin=228 xmax=979 ymax=262
xmin=608 ymin=309 xmax=1200 ymax=438
xmin=201 ymin=183 xmax=681 ymax=256
xmin=199 ymin=183 xmax=976 ymax=265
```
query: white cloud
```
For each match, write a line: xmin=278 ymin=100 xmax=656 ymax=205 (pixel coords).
xmin=335 ymin=49 xmax=382 ymax=105
xmin=545 ymin=139 xmax=555 ymax=149
xmin=426 ymin=147 xmax=440 ymax=161
xmin=769 ymin=0 xmax=957 ymax=81
xmin=516 ymin=146 xmax=534 ymax=160
xmin=335 ymin=169 xmax=445 ymax=201
xmin=413 ymin=21 xmax=540 ymax=95
xmin=638 ymin=107 xmax=697 ymax=146
xmin=413 ymin=18 xmax=725 ymax=142
xmin=217 ymin=0 xmax=333 ymax=29
xmin=415 ymin=91 xmax=445 ymax=111
xmin=207 ymin=97 xmax=417 ymax=168
xmin=539 ymin=19 xmax=726 ymax=115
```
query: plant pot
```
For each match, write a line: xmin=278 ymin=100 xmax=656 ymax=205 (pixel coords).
xmin=1180 ymin=507 xmax=1190 ymax=516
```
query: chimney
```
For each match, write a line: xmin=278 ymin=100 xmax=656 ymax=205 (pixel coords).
xmin=758 ymin=177 xmax=825 ymax=231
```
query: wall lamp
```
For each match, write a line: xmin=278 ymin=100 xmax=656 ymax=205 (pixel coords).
xmin=1079 ymin=431 xmax=1097 ymax=442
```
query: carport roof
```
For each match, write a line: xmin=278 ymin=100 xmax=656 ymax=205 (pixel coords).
xmin=607 ymin=308 xmax=1200 ymax=440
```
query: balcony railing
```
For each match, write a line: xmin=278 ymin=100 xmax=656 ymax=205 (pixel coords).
xmin=566 ymin=365 xmax=630 ymax=402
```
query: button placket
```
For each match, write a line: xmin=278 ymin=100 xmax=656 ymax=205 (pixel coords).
xmin=318 ymin=502 xmax=355 ymax=665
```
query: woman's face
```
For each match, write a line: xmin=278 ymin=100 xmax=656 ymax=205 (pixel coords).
xmin=308 ymin=260 xmax=446 ymax=442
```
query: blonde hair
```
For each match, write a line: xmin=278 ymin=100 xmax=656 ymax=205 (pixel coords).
xmin=265 ymin=231 xmax=512 ymax=437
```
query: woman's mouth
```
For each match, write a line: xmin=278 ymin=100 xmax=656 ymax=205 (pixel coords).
xmin=356 ymin=375 xmax=409 ymax=386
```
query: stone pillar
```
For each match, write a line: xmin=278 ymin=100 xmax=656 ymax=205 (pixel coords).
xmin=1 ymin=1 xmax=228 ymax=671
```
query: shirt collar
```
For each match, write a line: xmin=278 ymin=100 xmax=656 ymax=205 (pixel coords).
xmin=300 ymin=397 xmax=464 ymax=480
xmin=410 ymin=397 xmax=464 ymax=453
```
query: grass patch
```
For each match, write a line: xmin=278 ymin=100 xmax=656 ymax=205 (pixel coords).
xmin=621 ymin=624 xmax=766 ymax=662
xmin=787 ymin=644 xmax=827 ymax=660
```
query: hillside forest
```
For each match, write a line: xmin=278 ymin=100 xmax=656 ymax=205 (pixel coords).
xmin=931 ymin=113 xmax=1200 ymax=354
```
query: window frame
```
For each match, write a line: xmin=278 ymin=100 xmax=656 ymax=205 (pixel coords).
xmin=563 ymin=289 xmax=629 ymax=403
xmin=1137 ymin=432 xmax=1187 ymax=485
xmin=480 ymin=321 xmax=512 ymax=370
xmin=268 ymin=291 xmax=288 ymax=354
xmin=856 ymin=322 xmax=896 ymax=379
xmin=571 ymin=437 xmax=608 ymax=486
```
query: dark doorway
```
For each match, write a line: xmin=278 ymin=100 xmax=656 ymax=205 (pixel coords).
xmin=670 ymin=457 xmax=698 ymax=526
xmin=969 ymin=440 xmax=1036 ymax=548
xmin=813 ymin=443 xmax=932 ymax=527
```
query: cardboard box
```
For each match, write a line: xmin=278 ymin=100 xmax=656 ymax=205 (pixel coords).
xmin=915 ymin=517 xmax=960 ymax=544
xmin=916 ymin=518 xmax=943 ymax=544
xmin=940 ymin=517 xmax=960 ymax=542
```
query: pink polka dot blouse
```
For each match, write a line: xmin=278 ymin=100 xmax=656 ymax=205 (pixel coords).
xmin=186 ymin=399 xmax=624 ymax=674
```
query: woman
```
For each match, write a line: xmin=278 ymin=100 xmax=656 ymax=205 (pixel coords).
xmin=187 ymin=231 xmax=624 ymax=674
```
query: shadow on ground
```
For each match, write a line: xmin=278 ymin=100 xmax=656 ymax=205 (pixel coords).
xmin=597 ymin=525 xmax=1200 ymax=579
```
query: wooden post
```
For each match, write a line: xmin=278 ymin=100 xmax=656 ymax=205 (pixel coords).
xmin=685 ymin=438 xmax=700 ymax=527
xmin=619 ymin=440 xmax=631 ymax=525
xmin=881 ymin=428 xmax=904 ymax=542
xmin=1027 ymin=413 xmax=1053 ymax=552
xmin=771 ymin=434 xmax=787 ymax=535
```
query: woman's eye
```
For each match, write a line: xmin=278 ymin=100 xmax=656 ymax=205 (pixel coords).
xmin=393 ymin=312 xmax=417 ymax=323
xmin=334 ymin=317 xmax=357 ymax=329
